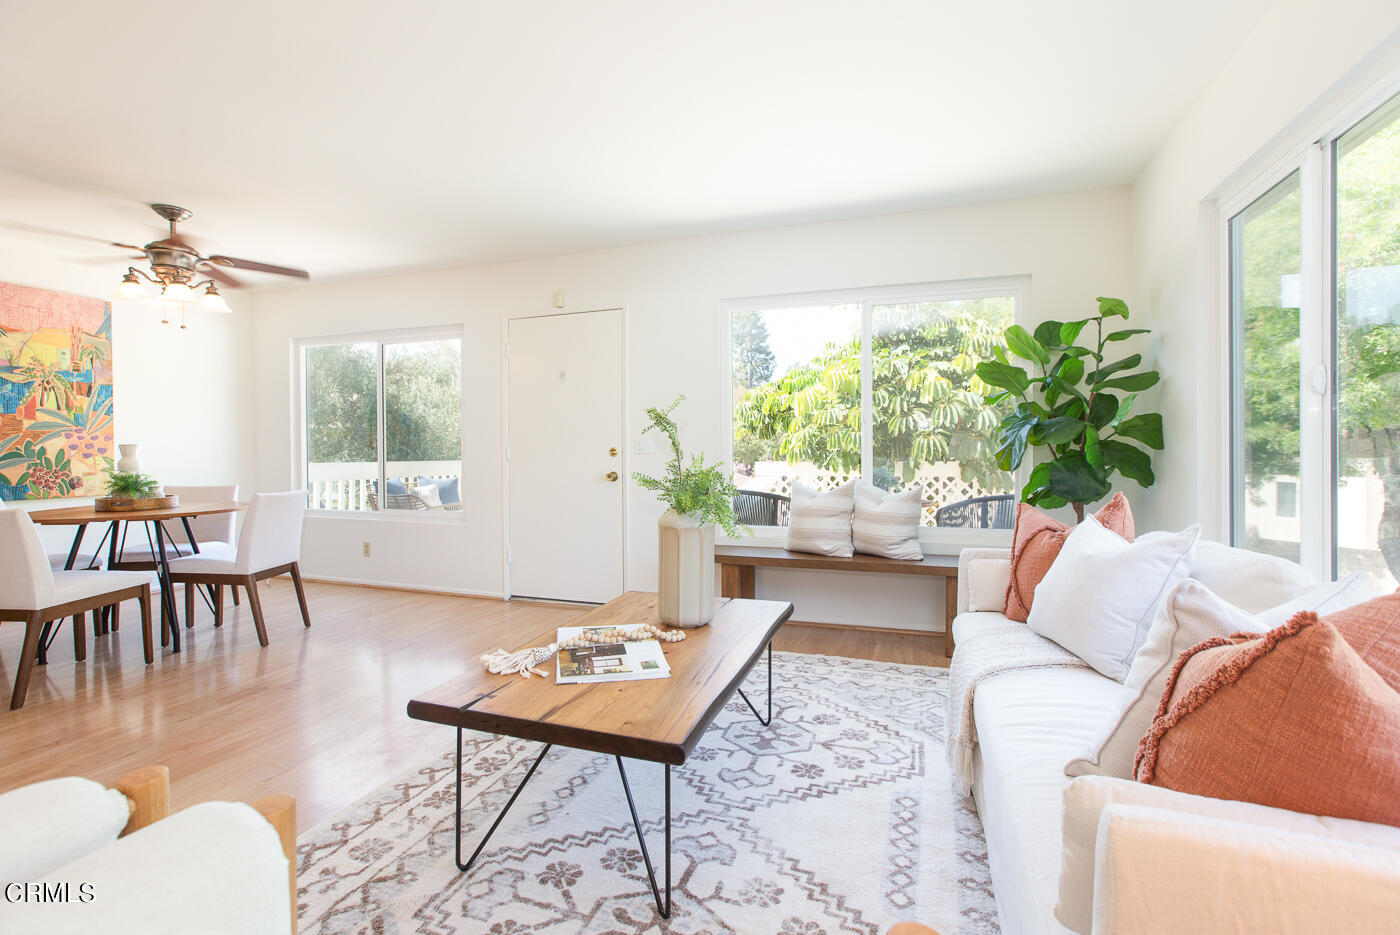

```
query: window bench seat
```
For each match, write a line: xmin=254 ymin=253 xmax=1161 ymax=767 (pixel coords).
xmin=713 ymin=545 xmax=959 ymax=655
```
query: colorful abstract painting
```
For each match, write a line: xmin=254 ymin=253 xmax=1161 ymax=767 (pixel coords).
xmin=0 ymin=282 xmax=115 ymax=499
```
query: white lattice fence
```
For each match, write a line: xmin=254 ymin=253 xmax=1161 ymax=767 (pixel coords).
xmin=734 ymin=461 xmax=1011 ymax=526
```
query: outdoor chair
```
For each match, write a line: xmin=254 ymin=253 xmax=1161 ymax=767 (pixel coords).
xmin=934 ymin=493 xmax=1015 ymax=529
xmin=732 ymin=490 xmax=792 ymax=527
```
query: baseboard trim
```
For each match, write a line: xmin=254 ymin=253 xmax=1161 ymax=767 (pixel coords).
xmin=783 ymin=619 xmax=943 ymax=637
xmin=299 ymin=575 xmax=504 ymax=600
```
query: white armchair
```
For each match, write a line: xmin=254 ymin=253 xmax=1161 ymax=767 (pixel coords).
xmin=0 ymin=510 xmax=153 ymax=709
xmin=0 ymin=766 xmax=296 ymax=935
xmin=166 ymin=491 xmax=310 ymax=645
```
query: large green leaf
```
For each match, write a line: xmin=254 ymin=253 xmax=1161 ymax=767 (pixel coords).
xmin=1005 ymin=325 xmax=1050 ymax=367
xmin=1023 ymin=459 xmax=1053 ymax=499
xmin=1104 ymin=328 xmax=1149 ymax=343
xmin=1097 ymin=371 xmax=1160 ymax=392
xmin=1056 ymin=356 xmax=1085 ymax=386
xmin=1084 ymin=425 xmax=1103 ymax=468
xmin=1097 ymin=297 xmax=1130 ymax=319
xmin=1116 ymin=413 xmax=1164 ymax=450
xmin=1034 ymin=320 xmax=1065 ymax=349
xmin=1089 ymin=354 xmax=1142 ymax=384
xmin=995 ymin=406 xmax=1039 ymax=471
xmin=975 ymin=360 xmax=1030 ymax=394
xmin=1048 ymin=451 xmax=1111 ymax=503
xmin=1048 ymin=375 xmax=1087 ymax=401
xmin=1060 ymin=320 xmax=1089 ymax=346
xmin=1087 ymin=393 xmax=1119 ymax=428
xmin=1100 ymin=439 xmax=1156 ymax=486
xmin=1035 ymin=415 xmax=1085 ymax=446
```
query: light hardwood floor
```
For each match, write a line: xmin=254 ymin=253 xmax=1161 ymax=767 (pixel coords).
xmin=0 ymin=581 xmax=947 ymax=832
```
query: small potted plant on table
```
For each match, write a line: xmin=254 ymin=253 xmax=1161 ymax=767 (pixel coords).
xmin=96 ymin=471 xmax=178 ymax=512
xmin=634 ymin=396 xmax=744 ymax=627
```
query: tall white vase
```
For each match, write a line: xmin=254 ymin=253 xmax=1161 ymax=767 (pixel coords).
xmin=116 ymin=444 xmax=142 ymax=473
xmin=657 ymin=510 xmax=716 ymax=627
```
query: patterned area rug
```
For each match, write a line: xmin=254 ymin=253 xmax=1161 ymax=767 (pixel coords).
xmin=296 ymin=652 xmax=998 ymax=934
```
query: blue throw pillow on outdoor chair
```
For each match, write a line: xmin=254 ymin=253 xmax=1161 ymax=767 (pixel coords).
xmin=386 ymin=477 xmax=408 ymax=496
xmin=434 ymin=477 xmax=460 ymax=505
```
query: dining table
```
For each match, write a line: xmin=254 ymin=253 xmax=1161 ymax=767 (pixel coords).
xmin=27 ymin=499 xmax=247 ymax=661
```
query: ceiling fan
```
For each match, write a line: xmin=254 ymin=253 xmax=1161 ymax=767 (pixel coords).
xmin=6 ymin=203 xmax=309 ymax=326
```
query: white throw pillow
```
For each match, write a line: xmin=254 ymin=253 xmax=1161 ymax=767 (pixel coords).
xmin=1189 ymin=540 xmax=1317 ymax=613
xmin=1026 ymin=517 xmax=1199 ymax=681
xmin=851 ymin=481 xmax=923 ymax=560
xmin=785 ymin=482 xmax=855 ymax=557
xmin=1064 ymin=572 xmax=1375 ymax=780
xmin=414 ymin=483 xmax=442 ymax=508
xmin=966 ymin=558 xmax=1012 ymax=612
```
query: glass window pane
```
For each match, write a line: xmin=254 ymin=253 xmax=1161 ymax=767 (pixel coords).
xmin=1231 ymin=172 xmax=1303 ymax=563
xmin=731 ymin=304 xmax=861 ymax=526
xmin=871 ymin=298 xmax=1016 ymax=527
xmin=1335 ymin=94 xmax=1400 ymax=591
xmin=384 ymin=339 xmax=463 ymax=512
xmin=304 ymin=342 xmax=378 ymax=511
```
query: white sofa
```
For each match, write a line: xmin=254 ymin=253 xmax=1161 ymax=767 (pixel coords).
xmin=953 ymin=545 xmax=1400 ymax=935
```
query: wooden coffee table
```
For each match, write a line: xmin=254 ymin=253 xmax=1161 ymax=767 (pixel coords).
xmin=407 ymin=590 xmax=793 ymax=919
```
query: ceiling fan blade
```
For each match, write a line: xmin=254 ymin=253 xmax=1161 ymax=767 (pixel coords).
xmin=198 ymin=264 xmax=244 ymax=289
xmin=0 ymin=220 xmax=127 ymax=247
xmin=206 ymin=255 xmax=309 ymax=279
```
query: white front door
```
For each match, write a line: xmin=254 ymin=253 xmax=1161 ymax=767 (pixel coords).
xmin=507 ymin=309 xmax=624 ymax=603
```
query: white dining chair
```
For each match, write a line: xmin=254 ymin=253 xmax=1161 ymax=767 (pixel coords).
xmin=0 ymin=510 xmax=154 ymax=710
xmin=106 ymin=485 xmax=242 ymax=619
xmin=166 ymin=491 xmax=310 ymax=647
xmin=0 ymin=499 xmax=109 ymax=571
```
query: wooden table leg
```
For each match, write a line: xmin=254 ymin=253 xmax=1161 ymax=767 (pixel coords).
xmin=719 ymin=563 xmax=755 ymax=599
xmin=943 ymin=575 xmax=957 ymax=657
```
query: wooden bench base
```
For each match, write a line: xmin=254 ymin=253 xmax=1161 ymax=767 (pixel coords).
xmin=715 ymin=546 xmax=958 ymax=656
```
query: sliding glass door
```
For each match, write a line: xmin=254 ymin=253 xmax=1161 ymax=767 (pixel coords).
xmin=1230 ymin=173 xmax=1303 ymax=563
xmin=1230 ymin=90 xmax=1400 ymax=589
xmin=1334 ymin=94 xmax=1400 ymax=590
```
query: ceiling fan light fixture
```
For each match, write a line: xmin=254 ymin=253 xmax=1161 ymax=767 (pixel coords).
xmin=198 ymin=282 xmax=232 ymax=314
xmin=108 ymin=269 xmax=149 ymax=302
xmin=162 ymin=281 xmax=194 ymax=302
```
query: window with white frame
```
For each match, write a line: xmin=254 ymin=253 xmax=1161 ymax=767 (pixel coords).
xmin=729 ymin=279 xmax=1024 ymax=533
xmin=299 ymin=332 xmax=463 ymax=515
xmin=1229 ymin=89 xmax=1400 ymax=590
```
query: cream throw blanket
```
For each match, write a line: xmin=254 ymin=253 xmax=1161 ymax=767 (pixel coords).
xmin=946 ymin=616 xmax=1089 ymax=795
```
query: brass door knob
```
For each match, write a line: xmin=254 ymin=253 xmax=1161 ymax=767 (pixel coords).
xmin=606 ymin=471 xmax=619 ymax=482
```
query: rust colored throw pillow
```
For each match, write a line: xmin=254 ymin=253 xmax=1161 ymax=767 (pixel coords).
xmin=1002 ymin=492 xmax=1135 ymax=621
xmin=1326 ymin=590 xmax=1400 ymax=691
xmin=1135 ymin=613 xmax=1400 ymax=827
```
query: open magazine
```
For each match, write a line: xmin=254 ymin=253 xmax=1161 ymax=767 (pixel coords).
xmin=555 ymin=625 xmax=672 ymax=684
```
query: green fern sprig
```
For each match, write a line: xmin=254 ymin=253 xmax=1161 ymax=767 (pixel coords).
xmin=633 ymin=395 xmax=745 ymax=536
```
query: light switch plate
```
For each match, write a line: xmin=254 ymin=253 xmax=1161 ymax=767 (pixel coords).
xmin=635 ymin=436 xmax=654 ymax=455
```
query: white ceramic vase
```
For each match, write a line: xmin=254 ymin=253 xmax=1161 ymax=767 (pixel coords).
xmin=657 ymin=510 xmax=716 ymax=627
xmin=116 ymin=444 xmax=142 ymax=473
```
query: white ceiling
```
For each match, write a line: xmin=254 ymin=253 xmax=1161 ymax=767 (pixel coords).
xmin=0 ymin=0 xmax=1271 ymax=287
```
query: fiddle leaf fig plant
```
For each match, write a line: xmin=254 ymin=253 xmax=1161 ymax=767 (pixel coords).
xmin=974 ymin=297 xmax=1163 ymax=521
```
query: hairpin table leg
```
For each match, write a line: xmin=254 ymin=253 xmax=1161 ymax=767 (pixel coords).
xmin=454 ymin=728 xmax=552 ymax=872
xmin=737 ymin=640 xmax=773 ymax=726
xmin=616 ymin=756 xmax=671 ymax=919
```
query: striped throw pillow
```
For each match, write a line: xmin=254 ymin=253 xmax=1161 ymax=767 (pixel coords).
xmin=852 ymin=481 xmax=924 ymax=560
xmin=785 ymin=482 xmax=855 ymax=557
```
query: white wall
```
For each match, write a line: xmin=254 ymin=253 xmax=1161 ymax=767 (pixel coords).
xmin=0 ymin=240 xmax=255 ymax=554
xmin=250 ymin=186 xmax=1134 ymax=628
xmin=1132 ymin=0 xmax=1400 ymax=537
